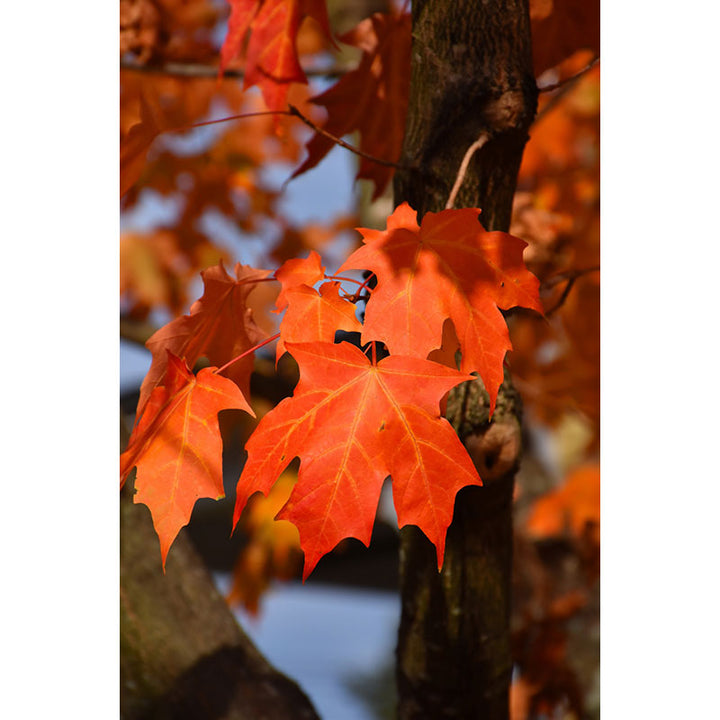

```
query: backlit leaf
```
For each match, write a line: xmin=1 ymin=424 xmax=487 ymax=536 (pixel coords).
xmin=137 ymin=262 xmax=270 ymax=422
xmin=121 ymin=353 xmax=254 ymax=568
xmin=339 ymin=203 xmax=543 ymax=412
xmin=234 ymin=341 xmax=482 ymax=579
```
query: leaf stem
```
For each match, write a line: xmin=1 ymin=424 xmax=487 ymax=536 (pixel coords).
xmin=244 ymin=276 xmax=279 ymax=284
xmin=324 ymin=274 xmax=366 ymax=287
xmin=542 ymin=265 xmax=600 ymax=288
xmin=214 ymin=332 xmax=281 ymax=375
xmin=354 ymin=272 xmax=376 ymax=298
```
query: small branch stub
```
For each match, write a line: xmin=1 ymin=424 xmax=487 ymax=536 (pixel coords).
xmin=445 ymin=134 xmax=489 ymax=210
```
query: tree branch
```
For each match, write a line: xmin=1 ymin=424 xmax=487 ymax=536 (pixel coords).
xmin=120 ymin=59 xmax=352 ymax=80
xmin=287 ymin=104 xmax=410 ymax=171
xmin=120 ymin=316 xmax=156 ymax=348
xmin=543 ymin=266 xmax=599 ymax=316
xmin=537 ymin=55 xmax=599 ymax=94
xmin=120 ymin=486 xmax=321 ymax=720
xmin=534 ymin=56 xmax=599 ymax=124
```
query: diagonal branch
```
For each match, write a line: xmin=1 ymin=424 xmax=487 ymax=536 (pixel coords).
xmin=120 ymin=59 xmax=352 ymax=80
xmin=534 ymin=56 xmax=599 ymax=124
xmin=543 ymin=265 xmax=599 ymax=316
xmin=537 ymin=55 xmax=599 ymax=94
xmin=120 ymin=316 xmax=157 ymax=348
xmin=287 ymin=104 xmax=410 ymax=171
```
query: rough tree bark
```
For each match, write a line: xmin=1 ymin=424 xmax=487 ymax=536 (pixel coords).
xmin=120 ymin=485 xmax=320 ymax=720
xmin=393 ymin=1 xmax=537 ymax=718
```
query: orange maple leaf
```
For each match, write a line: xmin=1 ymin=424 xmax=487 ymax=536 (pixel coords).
xmin=273 ymin=249 xmax=326 ymax=311
xmin=120 ymin=86 xmax=165 ymax=198
xmin=233 ymin=340 xmax=482 ymax=579
xmin=339 ymin=203 xmax=543 ymax=412
xmin=275 ymin=281 xmax=362 ymax=361
xmin=526 ymin=464 xmax=600 ymax=540
xmin=228 ymin=469 xmax=302 ymax=614
xmin=137 ymin=262 xmax=270 ymax=422
xmin=291 ymin=10 xmax=411 ymax=198
xmin=220 ymin=0 xmax=334 ymax=111
xmin=121 ymin=352 xmax=254 ymax=568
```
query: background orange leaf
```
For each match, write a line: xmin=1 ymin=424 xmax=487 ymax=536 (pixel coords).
xmin=228 ymin=470 xmax=302 ymax=614
xmin=220 ymin=0 xmax=334 ymax=111
xmin=526 ymin=464 xmax=600 ymax=540
xmin=291 ymin=10 xmax=411 ymax=198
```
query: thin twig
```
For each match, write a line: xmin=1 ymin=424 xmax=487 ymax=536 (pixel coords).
xmin=121 ymin=59 xmax=352 ymax=80
xmin=287 ymin=104 xmax=407 ymax=170
xmin=120 ymin=317 xmax=157 ymax=347
xmin=122 ymin=71 xmax=408 ymax=172
xmin=542 ymin=265 xmax=600 ymax=289
xmin=169 ymin=106 xmax=401 ymax=180
xmin=445 ymin=134 xmax=489 ymax=209
xmin=535 ymin=56 xmax=600 ymax=124
xmin=324 ymin=274 xmax=367 ymax=287
xmin=543 ymin=266 xmax=600 ymax=316
xmin=544 ymin=276 xmax=577 ymax=317
xmin=537 ymin=55 xmax=599 ymax=94
xmin=167 ymin=109 xmax=291 ymax=135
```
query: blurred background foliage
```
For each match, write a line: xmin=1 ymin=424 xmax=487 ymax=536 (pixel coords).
xmin=120 ymin=1 xmax=600 ymax=717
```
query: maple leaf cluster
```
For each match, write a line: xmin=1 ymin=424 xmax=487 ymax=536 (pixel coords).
xmin=121 ymin=203 xmax=542 ymax=577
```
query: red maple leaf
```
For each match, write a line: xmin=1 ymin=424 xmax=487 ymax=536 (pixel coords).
xmin=234 ymin=341 xmax=482 ymax=579
xmin=339 ymin=203 xmax=543 ymax=412
xmin=220 ymin=0 xmax=334 ymax=111
xmin=273 ymin=249 xmax=326 ymax=311
xmin=137 ymin=262 xmax=269 ymax=422
xmin=291 ymin=10 xmax=411 ymax=198
xmin=121 ymin=353 xmax=254 ymax=568
xmin=275 ymin=281 xmax=362 ymax=361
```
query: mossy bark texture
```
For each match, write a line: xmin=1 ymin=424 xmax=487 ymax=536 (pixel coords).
xmin=120 ymin=487 xmax=320 ymax=720
xmin=393 ymin=2 xmax=537 ymax=718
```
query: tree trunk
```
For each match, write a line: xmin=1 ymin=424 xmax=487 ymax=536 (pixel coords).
xmin=120 ymin=486 xmax=320 ymax=720
xmin=393 ymin=1 xmax=537 ymax=718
